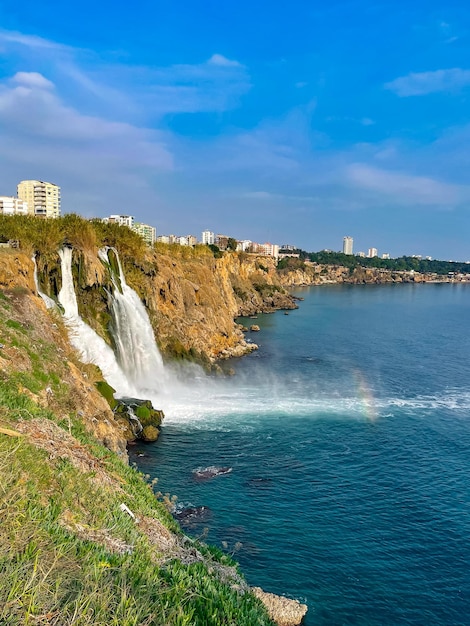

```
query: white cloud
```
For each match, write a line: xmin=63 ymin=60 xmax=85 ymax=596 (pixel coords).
xmin=0 ymin=29 xmax=250 ymax=119
xmin=0 ymin=72 xmax=174 ymax=213
xmin=385 ymin=68 xmax=470 ymax=96
xmin=207 ymin=54 xmax=242 ymax=67
xmin=12 ymin=71 xmax=54 ymax=90
xmin=242 ymin=191 xmax=276 ymax=199
xmin=0 ymin=30 xmax=69 ymax=51
xmin=346 ymin=163 xmax=462 ymax=205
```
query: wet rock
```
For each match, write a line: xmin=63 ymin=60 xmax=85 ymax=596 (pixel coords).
xmin=113 ymin=397 xmax=164 ymax=443
xmin=192 ymin=466 xmax=232 ymax=481
xmin=250 ymin=324 xmax=260 ymax=331
xmin=174 ymin=505 xmax=212 ymax=527
xmin=142 ymin=425 xmax=160 ymax=442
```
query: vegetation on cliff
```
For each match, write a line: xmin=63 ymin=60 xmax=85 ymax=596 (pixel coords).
xmin=297 ymin=249 xmax=470 ymax=276
xmin=0 ymin=282 xmax=275 ymax=625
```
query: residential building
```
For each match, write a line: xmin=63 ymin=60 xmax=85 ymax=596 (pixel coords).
xmin=201 ymin=230 xmax=215 ymax=245
xmin=104 ymin=214 xmax=135 ymax=229
xmin=0 ymin=196 xmax=28 ymax=215
xmin=368 ymin=247 xmax=378 ymax=258
xmin=156 ymin=235 xmax=170 ymax=244
xmin=215 ymin=234 xmax=229 ymax=250
xmin=381 ymin=253 xmax=390 ymax=260
xmin=357 ymin=251 xmax=366 ymax=258
xmin=133 ymin=222 xmax=156 ymax=246
xmin=236 ymin=240 xmax=252 ymax=252
xmin=259 ymin=242 xmax=280 ymax=258
xmin=17 ymin=180 xmax=60 ymax=218
xmin=343 ymin=236 xmax=354 ymax=255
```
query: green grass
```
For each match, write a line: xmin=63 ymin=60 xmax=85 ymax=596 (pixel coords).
xmin=0 ymin=422 xmax=274 ymax=626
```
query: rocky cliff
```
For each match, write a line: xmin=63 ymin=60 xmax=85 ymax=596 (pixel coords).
xmin=30 ymin=245 xmax=297 ymax=364
xmin=276 ymin=262 xmax=430 ymax=287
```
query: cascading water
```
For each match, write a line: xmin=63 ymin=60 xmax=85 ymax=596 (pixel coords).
xmin=32 ymin=255 xmax=56 ymax=309
xmin=98 ymin=247 xmax=168 ymax=394
xmin=57 ymin=247 xmax=136 ymax=396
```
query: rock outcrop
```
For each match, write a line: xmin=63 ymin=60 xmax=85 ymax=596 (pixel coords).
xmin=252 ymin=587 xmax=308 ymax=626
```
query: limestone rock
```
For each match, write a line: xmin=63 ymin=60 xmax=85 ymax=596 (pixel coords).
xmin=142 ymin=425 xmax=160 ymax=442
xmin=251 ymin=587 xmax=308 ymax=626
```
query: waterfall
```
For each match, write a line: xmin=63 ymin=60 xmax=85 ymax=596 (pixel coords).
xmin=32 ymin=255 xmax=56 ymax=309
xmin=98 ymin=247 xmax=167 ymax=393
xmin=57 ymin=247 xmax=136 ymax=396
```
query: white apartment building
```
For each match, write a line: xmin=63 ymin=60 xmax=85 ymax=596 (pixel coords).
xmin=105 ymin=214 xmax=135 ymax=229
xmin=201 ymin=230 xmax=215 ymax=245
xmin=343 ymin=236 xmax=354 ymax=255
xmin=236 ymin=240 xmax=252 ymax=252
xmin=133 ymin=223 xmax=156 ymax=246
xmin=368 ymin=247 xmax=378 ymax=258
xmin=17 ymin=180 xmax=60 ymax=218
xmin=0 ymin=196 xmax=29 ymax=215
xmin=259 ymin=242 xmax=280 ymax=258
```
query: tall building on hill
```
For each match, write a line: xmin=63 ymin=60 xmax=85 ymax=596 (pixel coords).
xmin=17 ymin=180 xmax=60 ymax=218
xmin=368 ymin=247 xmax=378 ymax=258
xmin=201 ymin=230 xmax=215 ymax=245
xmin=0 ymin=196 xmax=28 ymax=215
xmin=133 ymin=222 xmax=156 ymax=246
xmin=343 ymin=236 xmax=353 ymax=255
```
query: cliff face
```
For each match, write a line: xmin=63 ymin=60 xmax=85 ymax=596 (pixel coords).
xmin=130 ymin=251 xmax=296 ymax=361
xmin=32 ymin=247 xmax=297 ymax=364
xmin=277 ymin=262 xmax=429 ymax=286
xmin=0 ymin=250 xmax=128 ymax=456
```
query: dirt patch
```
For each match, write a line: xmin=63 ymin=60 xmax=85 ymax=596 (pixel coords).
xmin=16 ymin=417 xmax=121 ymax=490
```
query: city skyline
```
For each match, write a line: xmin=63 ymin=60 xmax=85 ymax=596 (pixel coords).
xmin=1 ymin=2 xmax=470 ymax=259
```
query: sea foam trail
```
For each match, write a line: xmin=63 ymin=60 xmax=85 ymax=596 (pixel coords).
xmin=58 ymin=247 xmax=137 ymax=396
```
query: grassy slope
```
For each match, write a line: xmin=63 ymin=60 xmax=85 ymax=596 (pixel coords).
xmin=0 ymin=289 xmax=274 ymax=626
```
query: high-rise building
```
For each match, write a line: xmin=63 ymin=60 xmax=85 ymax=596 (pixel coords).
xmin=343 ymin=236 xmax=354 ymax=255
xmin=133 ymin=222 xmax=156 ymax=246
xmin=201 ymin=230 xmax=215 ymax=245
xmin=0 ymin=196 xmax=29 ymax=215
xmin=17 ymin=180 xmax=60 ymax=218
xmin=368 ymin=247 xmax=378 ymax=258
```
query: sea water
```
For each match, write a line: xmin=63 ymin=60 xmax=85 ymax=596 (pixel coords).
xmin=132 ymin=284 xmax=470 ymax=625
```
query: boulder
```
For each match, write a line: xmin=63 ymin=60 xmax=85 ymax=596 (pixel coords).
xmin=251 ymin=587 xmax=308 ymax=626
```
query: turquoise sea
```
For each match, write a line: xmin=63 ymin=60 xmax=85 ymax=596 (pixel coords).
xmin=133 ymin=284 xmax=470 ymax=625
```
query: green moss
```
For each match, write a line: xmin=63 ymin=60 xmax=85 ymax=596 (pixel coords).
xmin=135 ymin=405 xmax=151 ymax=420
xmin=95 ymin=381 xmax=118 ymax=410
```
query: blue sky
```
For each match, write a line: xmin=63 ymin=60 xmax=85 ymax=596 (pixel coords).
xmin=1 ymin=0 xmax=470 ymax=259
